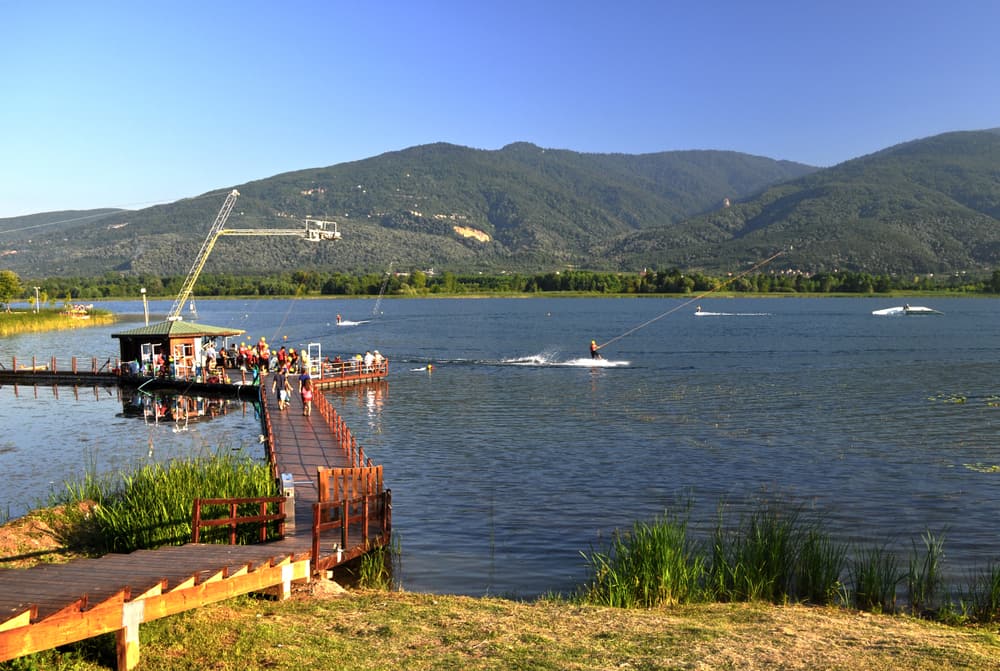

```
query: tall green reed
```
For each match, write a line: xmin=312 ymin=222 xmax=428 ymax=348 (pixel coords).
xmin=55 ymin=450 xmax=277 ymax=554
xmin=850 ymin=543 xmax=902 ymax=613
xmin=356 ymin=534 xmax=402 ymax=590
xmin=960 ymin=562 xmax=1000 ymax=623
xmin=708 ymin=504 xmax=802 ymax=603
xmin=795 ymin=527 xmax=848 ymax=605
xmin=907 ymin=530 xmax=945 ymax=614
xmin=581 ymin=511 xmax=705 ymax=607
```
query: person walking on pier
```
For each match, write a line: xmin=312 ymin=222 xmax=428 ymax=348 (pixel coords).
xmin=271 ymin=366 xmax=291 ymax=410
xmin=299 ymin=376 xmax=313 ymax=416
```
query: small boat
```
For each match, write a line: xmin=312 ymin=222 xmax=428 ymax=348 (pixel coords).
xmin=872 ymin=304 xmax=943 ymax=316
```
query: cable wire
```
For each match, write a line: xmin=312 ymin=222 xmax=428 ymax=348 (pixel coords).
xmin=596 ymin=249 xmax=786 ymax=351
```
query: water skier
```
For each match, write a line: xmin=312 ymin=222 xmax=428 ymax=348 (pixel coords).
xmin=590 ymin=340 xmax=602 ymax=359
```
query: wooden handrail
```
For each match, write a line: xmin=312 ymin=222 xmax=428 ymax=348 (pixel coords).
xmin=191 ymin=496 xmax=286 ymax=544
xmin=310 ymin=490 xmax=391 ymax=573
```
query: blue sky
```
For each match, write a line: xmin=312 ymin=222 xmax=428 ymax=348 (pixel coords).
xmin=1 ymin=0 xmax=997 ymax=218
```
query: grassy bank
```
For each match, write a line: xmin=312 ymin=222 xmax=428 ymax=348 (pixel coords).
xmin=0 ymin=308 xmax=115 ymax=337
xmin=7 ymin=590 xmax=1000 ymax=671
xmin=6 ymin=478 xmax=1000 ymax=669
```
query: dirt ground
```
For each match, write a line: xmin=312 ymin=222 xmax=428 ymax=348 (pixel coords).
xmin=0 ymin=503 xmax=94 ymax=568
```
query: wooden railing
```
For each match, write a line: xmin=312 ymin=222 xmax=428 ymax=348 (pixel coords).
xmin=317 ymin=465 xmax=383 ymax=504
xmin=312 ymin=389 xmax=370 ymax=468
xmin=256 ymin=387 xmax=280 ymax=481
xmin=191 ymin=496 xmax=286 ymax=544
xmin=316 ymin=359 xmax=389 ymax=381
xmin=1 ymin=356 xmax=120 ymax=375
xmin=311 ymin=490 xmax=392 ymax=573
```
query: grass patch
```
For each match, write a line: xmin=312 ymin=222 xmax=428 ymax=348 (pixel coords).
xmin=7 ymin=592 xmax=1000 ymax=671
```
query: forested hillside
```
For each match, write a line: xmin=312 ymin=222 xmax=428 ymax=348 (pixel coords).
xmin=0 ymin=143 xmax=813 ymax=277
xmin=1 ymin=130 xmax=999 ymax=278
xmin=604 ymin=129 xmax=1000 ymax=274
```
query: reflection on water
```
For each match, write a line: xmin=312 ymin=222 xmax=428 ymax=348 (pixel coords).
xmin=0 ymin=382 xmax=263 ymax=519
xmin=121 ymin=390 xmax=243 ymax=426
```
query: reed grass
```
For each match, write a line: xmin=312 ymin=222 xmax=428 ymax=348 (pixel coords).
xmin=907 ymin=530 xmax=946 ymax=615
xmin=580 ymin=511 xmax=705 ymax=607
xmin=0 ymin=308 xmax=114 ymax=337
xmin=582 ymin=504 xmax=847 ymax=609
xmin=959 ymin=562 xmax=1000 ymax=623
xmin=355 ymin=534 xmax=402 ymax=590
xmin=53 ymin=450 xmax=277 ymax=554
xmin=850 ymin=543 xmax=903 ymax=613
xmin=795 ymin=527 xmax=848 ymax=605
xmin=708 ymin=504 xmax=802 ymax=603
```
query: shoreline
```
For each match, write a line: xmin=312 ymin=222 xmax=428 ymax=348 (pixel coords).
xmin=34 ymin=289 xmax=984 ymax=307
xmin=0 ymin=309 xmax=115 ymax=337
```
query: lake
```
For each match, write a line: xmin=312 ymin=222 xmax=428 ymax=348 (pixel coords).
xmin=2 ymin=295 xmax=1000 ymax=598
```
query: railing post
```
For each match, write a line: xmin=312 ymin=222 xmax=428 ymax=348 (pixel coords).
xmin=229 ymin=502 xmax=238 ymax=544
xmin=259 ymin=501 xmax=268 ymax=543
xmin=383 ymin=489 xmax=392 ymax=536
xmin=278 ymin=496 xmax=286 ymax=538
xmin=192 ymin=499 xmax=202 ymax=543
xmin=317 ymin=467 xmax=329 ymax=504
xmin=341 ymin=500 xmax=349 ymax=551
xmin=361 ymin=495 xmax=370 ymax=545
xmin=311 ymin=503 xmax=321 ymax=573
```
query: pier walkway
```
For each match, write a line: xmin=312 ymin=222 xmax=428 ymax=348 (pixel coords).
xmin=0 ymin=368 xmax=390 ymax=670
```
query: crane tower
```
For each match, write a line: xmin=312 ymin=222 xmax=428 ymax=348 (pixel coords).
xmin=167 ymin=190 xmax=341 ymax=321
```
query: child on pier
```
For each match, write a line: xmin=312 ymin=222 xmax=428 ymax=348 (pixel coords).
xmin=300 ymin=376 xmax=313 ymax=416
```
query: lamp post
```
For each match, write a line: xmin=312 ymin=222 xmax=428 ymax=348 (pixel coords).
xmin=140 ymin=288 xmax=149 ymax=325
xmin=33 ymin=286 xmax=40 ymax=313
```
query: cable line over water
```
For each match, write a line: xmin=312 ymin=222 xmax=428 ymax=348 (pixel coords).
xmin=595 ymin=249 xmax=786 ymax=354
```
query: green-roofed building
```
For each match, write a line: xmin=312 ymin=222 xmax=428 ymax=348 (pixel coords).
xmin=112 ymin=319 xmax=245 ymax=379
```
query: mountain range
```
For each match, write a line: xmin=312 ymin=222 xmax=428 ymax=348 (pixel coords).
xmin=1 ymin=129 xmax=998 ymax=278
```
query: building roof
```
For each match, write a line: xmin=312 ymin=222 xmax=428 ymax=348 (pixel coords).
xmin=111 ymin=319 xmax=245 ymax=339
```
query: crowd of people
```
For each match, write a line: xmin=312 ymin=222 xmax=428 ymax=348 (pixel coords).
xmin=321 ymin=349 xmax=387 ymax=376
xmin=136 ymin=336 xmax=387 ymax=417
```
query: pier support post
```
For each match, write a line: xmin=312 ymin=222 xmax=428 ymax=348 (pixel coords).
xmin=281 ymin=473 xmax=295 ymax=531
xmin=116 ymin=600 xmax=144 ymax=671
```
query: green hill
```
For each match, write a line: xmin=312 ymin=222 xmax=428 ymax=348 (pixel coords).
xmin=2 ymin=130 xmax=999 ymax=278
xmin=0 ymin=143 xmax=813 ymax=277
xmin=605 ymin=129 xmax=1000 ymax=275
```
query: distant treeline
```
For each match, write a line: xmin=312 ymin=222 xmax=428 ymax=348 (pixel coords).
xmin=19 ymin=267 xmax=1000 ymax=302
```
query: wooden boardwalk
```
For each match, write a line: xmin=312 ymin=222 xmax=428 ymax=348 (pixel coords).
xmin=0 ymin=372 xmax=390 ymax=670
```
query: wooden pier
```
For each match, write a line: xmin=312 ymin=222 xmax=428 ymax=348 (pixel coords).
xmin=0 ymin=355 xmax=389 ymax=394
xmin=0 ymin=361 xmax=391 ymax=670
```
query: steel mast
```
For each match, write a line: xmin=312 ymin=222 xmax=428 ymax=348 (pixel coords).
xmin=166 ymin=190 xmax=341 ymax=321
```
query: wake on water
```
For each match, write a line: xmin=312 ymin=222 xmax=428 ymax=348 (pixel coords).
xmin=694 ymin=310 xmax=771 ymax=317
xmin=405 ymin=352 xmax=629 ymax=370
xmin=502 ymin=352 xmax=629 ymax=368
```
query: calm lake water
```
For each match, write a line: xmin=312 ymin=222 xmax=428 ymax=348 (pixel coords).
xmin=3 ymin=295 xmax=1000 ymax=598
